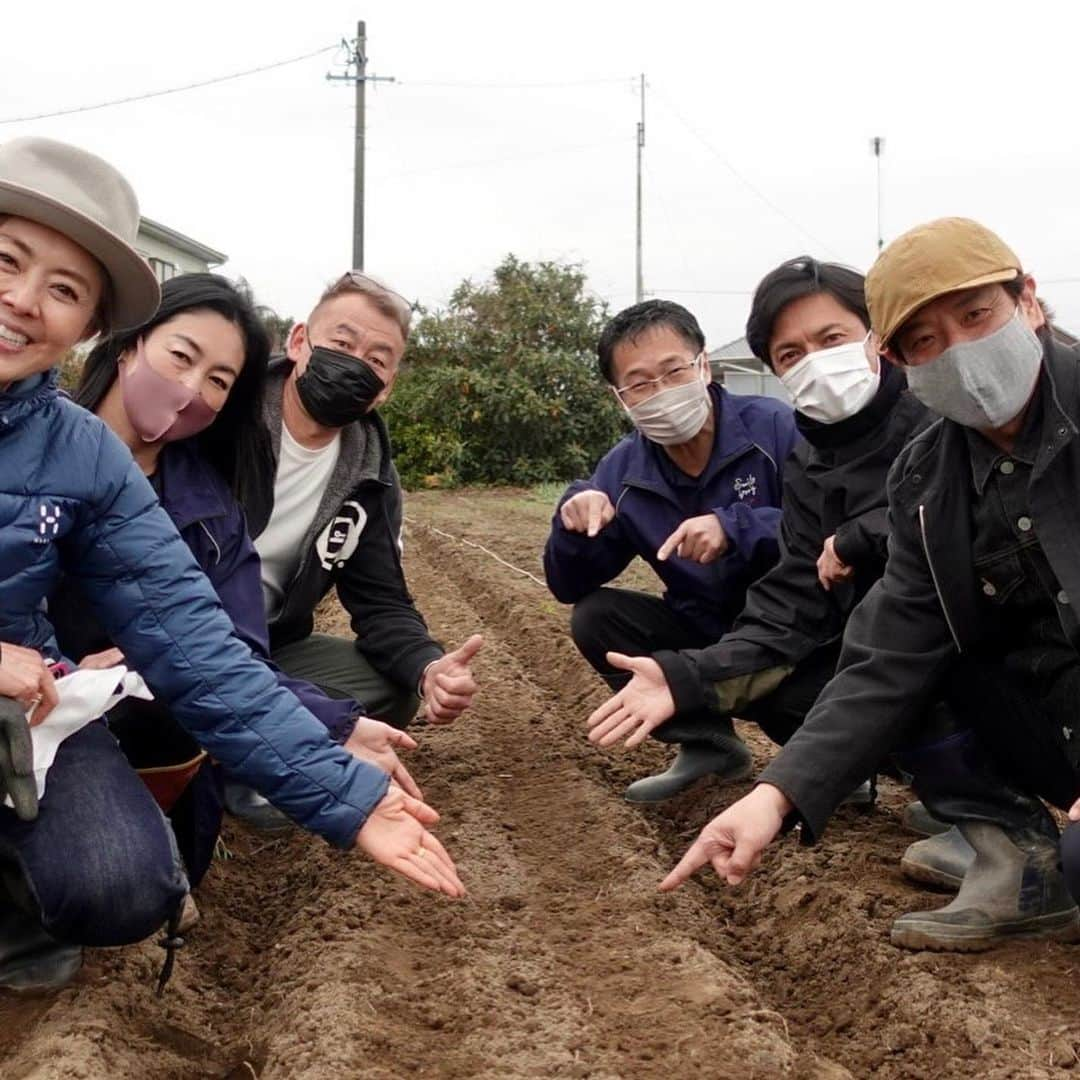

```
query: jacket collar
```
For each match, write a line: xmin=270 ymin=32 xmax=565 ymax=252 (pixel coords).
xmin=795 ymin=360 xmax=905 ymax=450
xmin=0 ymin=369 xmax=58 ymax=431
xmin=154 ymin=440 xmax=229 ymax=532
xmin=623 ymin=383 xmax=755 ymax=491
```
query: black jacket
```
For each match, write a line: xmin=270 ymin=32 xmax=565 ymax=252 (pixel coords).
xmin=655 ymin=363 xmax=932 ymax=716
xmin=243 ymin=360 xmax=443 ymax=691
xmin=760 ymin=334 xmax=1080 ymax=840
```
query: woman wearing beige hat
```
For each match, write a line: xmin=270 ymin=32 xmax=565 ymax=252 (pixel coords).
xmin=0 ymin=137 xmax=464 ymax=993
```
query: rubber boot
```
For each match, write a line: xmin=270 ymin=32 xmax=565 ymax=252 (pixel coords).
xmin=0 ymin=905 xmax=82 ymax=993
xmin=901 ymin=826 xmax=975 ymax=891
xmin=223 ymin=782 xmax=291 ymax=833
xmin=840 ymin=779 xmax=877 ymax=808
xmin=891 ymin=821 xmax=1080 ymax=951
xmin=624 ymin=741 xmax=753 ymax=803
xmin=902 ymin=800 xmax=952 ymax=837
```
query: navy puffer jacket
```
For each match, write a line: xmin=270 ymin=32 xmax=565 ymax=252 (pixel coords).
xmin=0 ymin=371 xmax=388 ymax=848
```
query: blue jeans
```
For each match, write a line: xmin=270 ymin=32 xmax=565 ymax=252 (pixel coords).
xmin=0 ymin=721 xmax=188 ymax=947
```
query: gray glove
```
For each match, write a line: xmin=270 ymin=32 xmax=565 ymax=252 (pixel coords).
xmin=0 ymin=696 xmax=37 ymax=821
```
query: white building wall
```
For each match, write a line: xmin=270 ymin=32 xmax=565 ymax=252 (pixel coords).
xmin=135 ymin=232 xmax=214 ymax=283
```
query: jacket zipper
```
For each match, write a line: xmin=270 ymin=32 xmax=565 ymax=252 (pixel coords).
xmin=918 ymin=504 xmax=962 ymax=652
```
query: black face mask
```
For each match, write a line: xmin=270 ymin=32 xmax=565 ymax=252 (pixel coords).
xmin=295 ymin=345 xmax=387 ymax=428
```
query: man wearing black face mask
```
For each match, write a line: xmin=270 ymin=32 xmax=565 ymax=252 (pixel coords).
xmin=228 ymin=273 xmax=484 ymax=829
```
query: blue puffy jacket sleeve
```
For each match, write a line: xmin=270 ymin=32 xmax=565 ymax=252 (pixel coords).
xmin=63 ymin=424 xmax=388 ymax=849
xmin=205 ymin=497 xmax=362 ymax=744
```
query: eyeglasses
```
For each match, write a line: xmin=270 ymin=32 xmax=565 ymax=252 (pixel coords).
xmin=613 ymin=351 xmax=705 ymax=406
xmin=338 ymin=271 xmax=418 ymax=321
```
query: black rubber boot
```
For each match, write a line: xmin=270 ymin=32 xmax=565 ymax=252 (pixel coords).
xmin=901 ymin=826 xmax=975 ymax=891
xmin=223 ymin=783 xmax=292 ymax=833
xmin=0 ymin=905 xmax=82 ymax=993
xmin=891 ymin=822 xmax=1080 ymax=951
xmin=624 ymin=741 xmax=753 ymax=803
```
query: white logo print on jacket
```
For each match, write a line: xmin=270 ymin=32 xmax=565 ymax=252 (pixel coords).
xmin=317 ymin=501 xmax=367 ymax=571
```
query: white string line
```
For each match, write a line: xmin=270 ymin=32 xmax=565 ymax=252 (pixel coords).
xmin=404 ymin=517 xmax=547 ymax=588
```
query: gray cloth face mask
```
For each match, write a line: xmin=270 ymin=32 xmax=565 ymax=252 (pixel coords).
xmin=904 ymin=307 xmax=1043 ymax=429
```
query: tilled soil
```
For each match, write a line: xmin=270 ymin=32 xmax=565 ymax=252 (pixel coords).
xmin=3 ymin=487 xmax=1080 ymax=1078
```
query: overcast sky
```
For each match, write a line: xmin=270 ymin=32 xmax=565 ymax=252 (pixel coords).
xmin=5 ymin=0 xmax=1080 ymax=346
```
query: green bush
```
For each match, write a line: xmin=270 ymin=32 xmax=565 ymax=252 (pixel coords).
xmin=384 ymin=255 xmax=628 ymax=488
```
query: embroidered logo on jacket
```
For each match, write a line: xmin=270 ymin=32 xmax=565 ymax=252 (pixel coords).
xmin=733 ymin=475 xmax=757 ymax=501
xmin=33 ymin=503 xmax=61 ymax=545
xmin=317 ymin=501 xmax=367 ymax=570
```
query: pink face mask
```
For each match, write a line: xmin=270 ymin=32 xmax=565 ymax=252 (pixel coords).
xmin=118 ymin=340 xmax=220 ymax=444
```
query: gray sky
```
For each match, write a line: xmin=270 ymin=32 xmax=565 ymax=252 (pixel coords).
xmin=5 ymin=0 xmax=1080 ymax=346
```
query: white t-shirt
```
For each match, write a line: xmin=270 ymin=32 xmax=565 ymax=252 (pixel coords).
xmin=255 ymin=424 xmax=341 ymax=618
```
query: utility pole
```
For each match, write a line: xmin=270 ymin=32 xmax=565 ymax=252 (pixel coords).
xmin=870 ymin=136 xmax=885 ymax=253
xmin=327 ymin=21 xmax=395 ymax=271
xmin=635 ymin=73 xmax=645 ymax=303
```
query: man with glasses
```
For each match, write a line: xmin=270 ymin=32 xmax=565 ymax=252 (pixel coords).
xmin=584 ymin=259 xmax=931 ymax=807
xmin=229 ymin=272 xmax=484 ymax=829
xmin=544 ymin=299 xmax=797 ymax=798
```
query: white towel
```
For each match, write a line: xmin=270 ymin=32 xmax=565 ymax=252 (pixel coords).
xmin=3 ymin=665 xmax=154 ymax=808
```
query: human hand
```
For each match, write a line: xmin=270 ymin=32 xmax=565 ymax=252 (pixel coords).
xmin=78 ymin=647 xmax=125 ymax=671
xmin=659 ymin=783 xmax=793 ymax=890
xmin=586 ymin=652 xmax=676 ymax=748
xmin=657 ymin=514 xmax=728 ymax=564
xmin=421 ymin=634 xmax=484 ymax=724
xmin=0 ymin=642 xmax=58 ymax=726
xmin=817 ymin=535 xmax=854 ymax=592
xmin=344 ymin=716 xmax=423 ymax=799
xmin=560 ymin=490 xmax=616 ymax=537
xmin=1068 ymin=796 xmax=1080 ymax=823
xmin=355 ymin=784 xmax=466 ymax=897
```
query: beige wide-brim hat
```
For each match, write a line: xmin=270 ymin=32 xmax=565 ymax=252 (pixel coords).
xmin=0 ymin=136 xmax=160 ymax=330
xmin=866 ymin=217 xmax=1022 ymax=349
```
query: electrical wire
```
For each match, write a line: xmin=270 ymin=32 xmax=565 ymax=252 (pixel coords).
xmin=0 ymin=44 xmax=338 ymax=125
xmin=650 ymin=86 xmax=844 ymax=259
xmin=397 ymin=76 xmax=633 ymax=90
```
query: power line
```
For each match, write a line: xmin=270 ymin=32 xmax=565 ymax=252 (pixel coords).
xmin=650 ymin=86 xmax=843 ymax=259
xmin=396 ymin=76 xmax=633 ymax=90
xmin=0 ymin=44 xmax=339 ymax=125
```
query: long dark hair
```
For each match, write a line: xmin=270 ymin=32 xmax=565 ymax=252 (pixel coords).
xmin=76 ymin=273 xmax=271 ymax=504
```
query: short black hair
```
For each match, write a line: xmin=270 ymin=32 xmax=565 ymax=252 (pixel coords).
xmin=746 ymin=257 xmax=868 ymax=370
xmin=597 ymin=299 xmax=705 ymax=384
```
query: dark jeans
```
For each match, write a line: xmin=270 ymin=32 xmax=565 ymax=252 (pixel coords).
xmin=272 ymin=633 xmax=419 ymax=731
xmin=0 ymin=721 xmax=188 ymax=947
xmin=569 ymin=587 xmax=839 ymax=747
xmin=107 ymin=696 xmax=224 ymax=888
xmin=896 ymin=658 xmax=1080 ymax=850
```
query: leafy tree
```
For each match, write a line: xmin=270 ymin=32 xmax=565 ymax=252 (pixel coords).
xmin=383 ymin=255 xmax=627 ymax=488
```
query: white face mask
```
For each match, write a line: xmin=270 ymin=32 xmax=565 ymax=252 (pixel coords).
xmin=904 ymin=307 xmax=1042 ymax=429
xmin=624 ymin=369 xmax=711 ymax=446
xmin=778 ymin=334 xmax=879 ymax=424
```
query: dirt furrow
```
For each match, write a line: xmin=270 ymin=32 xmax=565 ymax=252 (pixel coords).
xmin=403 ymin=493 xmax=1080 ymax=1079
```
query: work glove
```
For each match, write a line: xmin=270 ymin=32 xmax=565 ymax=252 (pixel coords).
xmin=0 ymin=696 xmax=37 ymax=821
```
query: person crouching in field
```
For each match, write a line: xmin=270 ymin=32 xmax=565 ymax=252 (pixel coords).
xmin=544 ymin=299 xmax=798 ymax=799
xmin=0 ymin=137 xmax=463 ymax=994
xmin=46 ymin=273 xmax=424 ymax=896
xmin=224 ymin=272 xmax=486 ymax=831
xmin=584 ymin=259 xmax=932 ymax=810
xmin=662 ymin=219 xmax=1080 ymax=953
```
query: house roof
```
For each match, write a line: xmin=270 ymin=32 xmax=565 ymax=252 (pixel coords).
xmin=138 ymin=217 xmax=227 ymax=266
xmin=707 ymin=335 xmax=767 ymax=370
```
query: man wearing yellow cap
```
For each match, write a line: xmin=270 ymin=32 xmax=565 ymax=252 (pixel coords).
xmin=658 ymin=218 xmax=1080 ymax=952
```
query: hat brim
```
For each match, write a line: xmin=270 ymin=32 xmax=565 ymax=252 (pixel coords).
xmin=0 ymin=179 xmax=160 ymax=331
xmin=880 ymin=268 xmax=1020 ymax=349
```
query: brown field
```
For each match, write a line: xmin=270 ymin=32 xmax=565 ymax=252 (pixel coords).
xmin=2 ymin=486 xmax=1079 ymax=1078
